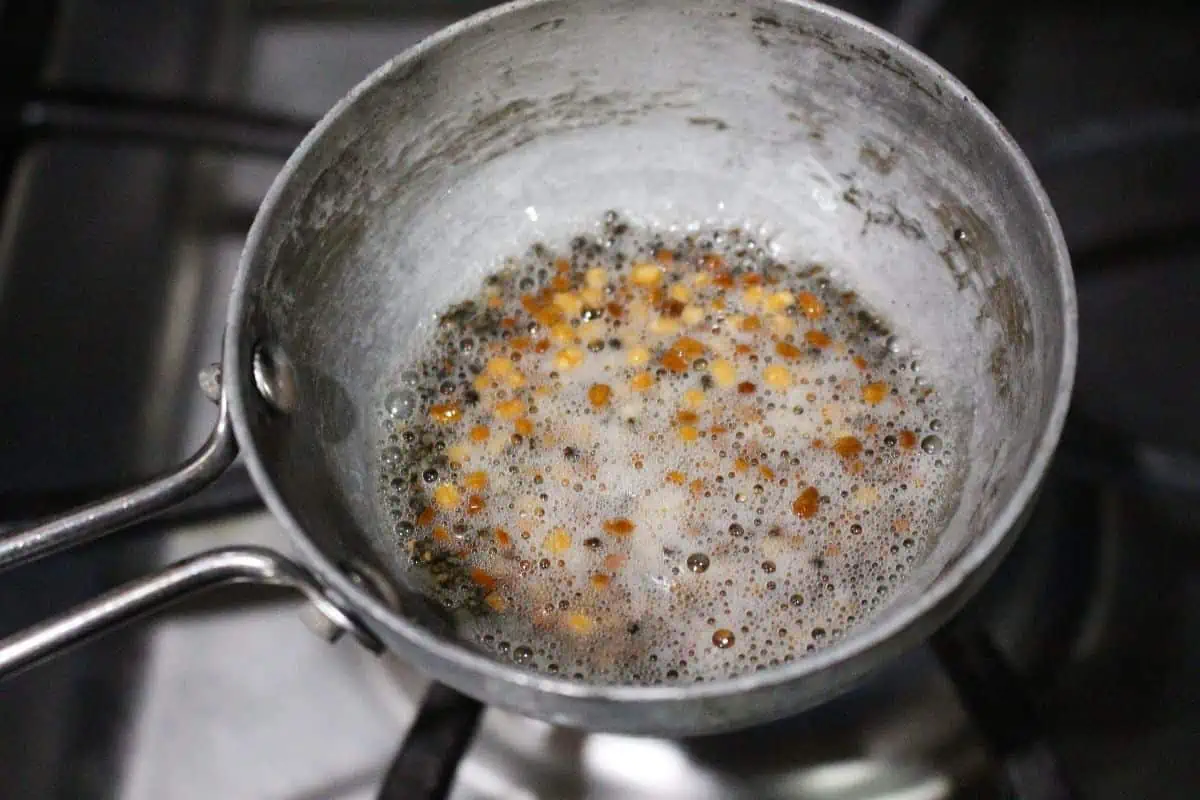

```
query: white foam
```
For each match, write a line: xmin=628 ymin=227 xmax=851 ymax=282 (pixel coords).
xmin=381 ymin=218 xmax=961 ymax=684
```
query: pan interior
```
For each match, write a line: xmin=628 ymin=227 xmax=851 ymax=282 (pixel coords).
xmin=232 ymin=0 xmax=1069 ymax=683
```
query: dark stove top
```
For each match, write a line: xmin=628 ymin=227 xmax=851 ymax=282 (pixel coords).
xmin=0 ymin=1 xmax=1196 ymax=798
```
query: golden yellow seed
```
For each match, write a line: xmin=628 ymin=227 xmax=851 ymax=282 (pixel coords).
xmin=805 ymin=330 xmax=832 ymax=348
xmin=585 ymin=267 xmax=608 ymax=289
xmin=566 ymin=613 xmax=595 ymax=635
xmin=588 ymin=383 xmax=612 ymax=407
xmin=797 ymin=291 xmax=826 ymax=319
xmin=446 ymin=443 xmax=470 ymax=465
xmin=433 ymin=483 xmax=461 ymax=510
xmin=854 ymin=485 xmax=880 ymax=505
xmin=678 ymin=425 xmax=700 ymax=442
xmin=631 ymin=262 xmax=663 ymax=287
xmin=473 ymin=374 xmax=490 ymax=392
xmin=711 ymin=359 xmax=737 ymax=388
xmin=683 ymin=388 xmax=705 ymax=409
xmin=649 ymin=316 xmax=681 ymax=335
xmin=464 ymin=471 xmax=488 ymax=490
xmin=627 ymin=346 xmax=651 ymax=366
xmin=428 ymin=403 xmax=461 ymax=424
xmin=550 ymin=322 xmax=577 ymax=344
xmin=743 ymin=284 xmax=765 ymax=307
xmin=486 ymin=357 xmax=514 ymax=378
xmin=862 ymin=381 xmax=889 ymax=405
xmin=764 ymin=364 xmax=792 ymax=389
xmin=769 ymin=313 xmax=795 ymax=336
xmin=603 ymin=517 xmax=635 ymax=536
xmin=495 ymin=398 xmax=524 ymax=420
xmin=544 ymin=528 xmax=571 ymax=554
xmin=692 ymin=272 xmax=712 ymax=288
xmin=681 ymin=305 xmax=704 ymax=326
xmin=554 ymin=346 xmax=585 ymax=371
xmin=666 ymin=470 xmax=687 ymax=485
xmin=833 ymin=436 xmax=864 ymax=458
xmin=485 ymin=593 xmax=507 ymax=612
xmin=631 ymin=371 xmax=654 ymax=391
xmin=553 ymin=291 xmax=584 ymax=317
xmin=469 ymin=425 xmax=490 ymax=442
xmin=514 ymin=416 xmax=534 ymax=436
xmin=739 ymin=315 xmax=763 ymax=332
xmin=580 ymin=286 xmax=604 ymax=307
xmin=766 ymin=291 xmax=796 ymax=313
xmin=668 ymin=283 xmax=691 ymax=303
xmin=505 ymin=370 xmax=526 ymax=389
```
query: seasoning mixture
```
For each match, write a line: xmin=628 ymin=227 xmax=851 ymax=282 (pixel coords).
xmin=377 ymin=213 xmax=958 ymax=684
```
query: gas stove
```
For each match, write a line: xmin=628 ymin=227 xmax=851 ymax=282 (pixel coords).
xmin=0 ymin=1 xmax=1197 ymax=798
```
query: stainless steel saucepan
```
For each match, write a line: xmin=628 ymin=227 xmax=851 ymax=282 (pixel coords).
xmin=0 ymin=0 xmax=1074 ymax=743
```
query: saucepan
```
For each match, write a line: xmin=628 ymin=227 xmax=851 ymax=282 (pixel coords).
xmin=0 ymin=0 xmax=1074 ymax=773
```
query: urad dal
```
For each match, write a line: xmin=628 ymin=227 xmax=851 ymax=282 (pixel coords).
xmin=377 ymin=213 xmax=959 ymax=684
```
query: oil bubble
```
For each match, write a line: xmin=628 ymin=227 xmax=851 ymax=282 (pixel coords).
xmin=385 ymin=389 xmax=417 ymax=420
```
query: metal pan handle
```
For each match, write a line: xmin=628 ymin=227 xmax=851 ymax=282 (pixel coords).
xmin=0 ymin=368 xmax=378 ymax=675
xmin=0 ymin=545 xmax=380 ymax=680
xmin=0 ymin=384 xmax=239 ymax=574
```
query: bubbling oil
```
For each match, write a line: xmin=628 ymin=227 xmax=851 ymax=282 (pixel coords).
xmin=376 ymin=214 xmax=962 ymax=684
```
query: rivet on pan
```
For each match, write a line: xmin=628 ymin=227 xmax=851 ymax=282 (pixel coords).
xmin=197 ymin=362 xmax=223 ymax=404
xmin=252 ymin=342 xmax=298 ymax=414
xmin=340 ymin=559 xmax=402 ymax=612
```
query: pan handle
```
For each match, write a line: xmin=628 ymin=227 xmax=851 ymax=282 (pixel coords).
xmin=0 ymin=545 xmax=381 ymax=680
xmin=0 ymin=383 xmax=239 ymax=574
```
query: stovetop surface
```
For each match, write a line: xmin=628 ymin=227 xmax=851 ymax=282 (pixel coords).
xmin=0 ymin=1 xmax=1197 ymax=798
